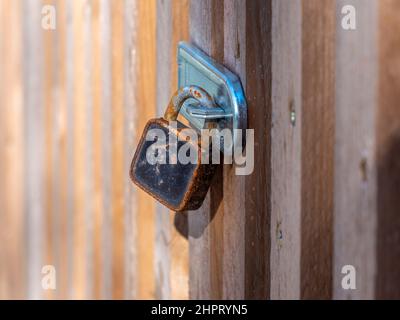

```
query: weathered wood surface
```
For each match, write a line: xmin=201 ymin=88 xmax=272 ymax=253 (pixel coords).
xmin=189 ymin=0 xmax=270 ymax=299
xmin=334 ymin=0 xmax=378 ymax=300
xmin=0 ymin=0 xmax=399 ymax=300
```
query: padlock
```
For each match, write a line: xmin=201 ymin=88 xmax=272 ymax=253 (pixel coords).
xmin=130 ymin=86 xmax=218 ymax=212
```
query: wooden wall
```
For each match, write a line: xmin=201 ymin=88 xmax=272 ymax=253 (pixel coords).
xmin=0 ymin=0 xmax=400 ymax=300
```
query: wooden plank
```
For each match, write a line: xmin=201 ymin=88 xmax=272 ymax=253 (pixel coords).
xmin=241 ymin=0 xmax=271 ymax=299
xmin=376 ymin=0 xmax=400 ymax=299
xmin=71 ymin=0 xmax=89 ymax=299
xmin=111 ymin=0 xmax=125 ymax=300
xmin=0 ymin=0 xmax=25 ymax=299
xmin=300 ymin=0 xmax=335 ymax=299
xmin=270 ymin=0 xmax=302 ymax=299
xmin=123 ymin=0 xmax=139 ymax=299
xmin=0 ymin=0 xmax=5 ymax=298
xmin=65 ymin=0 xmax=76 ymax=299
xmin=136 ymin=0 xmax=156 ymax=299
xmin=54 ymin=0 xmax=69 ymax=300
xmin=168 ymin=0 xmax=189 ymax=300
xmin=189 ymin=0 xmax=271 ymax=299
xmin=154 ymin=0 xmax=172 ymax=299
xmin=23 ymin=0 xmax=45 ymax=300
xmin=42 ymin=0 xmax=57 ymax=300
xmin=334 ymin=0 xmax=378 ymax=299
xmin=99 ymin=0 xmax=113 ymax=299
xmin=91 ymin=0 xmax=104 ymax=300
xmin=222 ymin=0 xmax=246 ymax=299
xmin=155 ymin=0 xmax=190 ymax=300
xmin=188 ymin=0 xmax=224 ymax=300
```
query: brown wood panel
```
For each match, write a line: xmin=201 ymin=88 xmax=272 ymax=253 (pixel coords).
xmin=334 ymin=0 xmax=378 ymax=299
xmin=0 ymin=0 xmax=25 ymax=299
xmin=123 ymin=0 xmax=139 ymax=300
xmin=270 ymin=0 xmax=302 ymax=299
xmin=188 ymin=0 xmax=224 ymax=300
xmin=111 ymin=0 xmax=125 ymax=300
xmin=154 ymin=0 xmax=172 ymax=299
xmin=54 ymin=0 xmax=69 ymax=300
xmin=188 ymin=0 xmax=271 ymax=299
xmin=154 ymin=0 xmax=189 ymax=300
xmin=23 ymin=0 xmax=45 ymax=299
xmin=222 ymin=0 xmax=248 ymax=299
xmin=99 ymin=0 xmax=113 ymax=299
xmin=376 ymin=0 xmax=400 ymax=299
xmin=91 ymin=0 xmax=104 ymax=300
xmin=0 ymin=0 xmax=5 ymax=298
xmin=136 ymin=0 xmax=157 ymax=299
xmin=72 ymin=0 xmax=89 ymax=299
xmin=300 ymin=0 xmax=335 ymax=299
xmin=43 ymin=0 xmax=58 ymax=300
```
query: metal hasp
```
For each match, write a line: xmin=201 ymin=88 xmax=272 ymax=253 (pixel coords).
xmin=178 ymin=42 xmax=247 ymax=152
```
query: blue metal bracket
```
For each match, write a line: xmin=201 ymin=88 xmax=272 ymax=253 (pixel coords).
xmin=177 ymin=42 xmax=247 ymax=152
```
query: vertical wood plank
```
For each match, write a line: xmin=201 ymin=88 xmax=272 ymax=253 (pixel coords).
xmin=0 ymin=0 xmax=25 ymax=299
xmin=99 ymin=0 xmax=113 ymax=299
xmin=71 ymin=0 xmax=90 ymax=299
xmin=0 ymin=0 xmax=5 ymax=298
xmin=54 ymin=0 xmax=69 ymax=299
xmin=111 ymin=0 xmax=125 ymax=300
xmin=270 ymin=0 xmax=302 ymax=299
xmin=91 ymin=0 xmax=104 ymax=300
xmin=300 ymin=0 xmax=335 ymax=299
xmin=136 ymin=0 xmax=156 ymax=299
xmin=188 ymin=0 xmax=224 ymax=300
xmin=23 ymin=0 xmax=45 ymax=300
xmin=334 ymin=0 xmax=378 ymax=299
xmin=169 ymin=0 xmax=190 ymax=300
xmin=42 ymin=0 xmax=57 ymax=300
xmin=123 ymin=0 xmax=139 ymax=299
xmin=189 ymin=0 xmax=272 ymax=300
xmin=155 ymin=0 xmax=172 ymax=300
xmin=242 ymin=0 xmax=271 ymax=299
xmin=223 ymin=0 xmax=272 ymax=300
xmin=222 ymin=0 xmax=246 ymax=299
xmin=155 ymin=0 xmax=190 ymax=300
xmin=376 ymin=0 xmax=400 ymax=299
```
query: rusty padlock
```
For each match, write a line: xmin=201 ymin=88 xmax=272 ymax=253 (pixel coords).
xmin=130 ymin=86 xmax=218 ymax=212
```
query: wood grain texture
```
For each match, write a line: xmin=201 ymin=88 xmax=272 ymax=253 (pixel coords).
xmin=334 ymin=0 xmax=378 ymax=300
xmin=136 ymin=0 xmax=156 ymax=299
xmin=222 ymin=0 xmax=246 ymax=299
xmin=23 ymin=0 xmax=45 ymax=300
xmin=111 ymin=0 xmax=125 ymax=300
xmin=155 ymin=0 xmax=190 ymax=300
xmin=188 ymin=0 xmax=224 ymax=300
xmin=300 ymin=0 xmax=334 ymax=299
xmin=54 ymin=0 xmax=69 ymax=299
xmin=91 ymin=0 xmax=104 ymax=300
xmin=189 ymin=0 xmax=271 ymax=299
xmin=0 ymin=0 xmax=25 ymax=299
xmin=43 ymin=0 xmax=56 ymax=300
xmin=99 ymin=0 xmax=113 ymax=299
xmin=270 ymin=0 xmax=302 ymax=299
xmin=155 ymin=0 xmax=172 ymax=300
xmin=169 ymin=0 xmax=190 ymax=300
xmin=71 ymin=0 xmax=89 ymax=299
xmin=123 ymin=0 xmax=139 ymax=300
xmin=242 ymin=0 xmax=271 ymax=299
xmin=0 ymin=0 xmax=5 ymax=298
xmin=376 ymin=0 xmax=400 ymax=299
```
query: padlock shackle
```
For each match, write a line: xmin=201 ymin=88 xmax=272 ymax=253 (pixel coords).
xmin=164 ymin=86 xmax=215 ymax=121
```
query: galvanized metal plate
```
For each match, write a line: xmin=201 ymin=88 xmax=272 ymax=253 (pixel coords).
xmin=177 ymin=42 xmax=247 ymax=152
